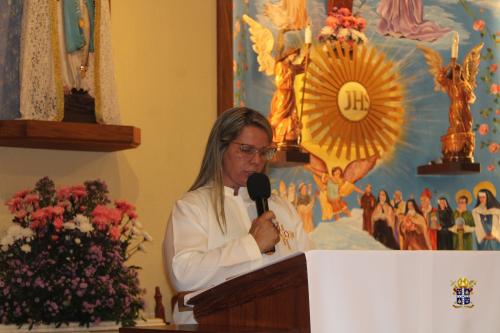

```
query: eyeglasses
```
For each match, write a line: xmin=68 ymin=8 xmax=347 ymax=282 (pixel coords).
xmin=230 ymin=141 xmax=277 ymax=161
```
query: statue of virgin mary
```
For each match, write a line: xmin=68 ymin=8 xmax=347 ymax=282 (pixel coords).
xmin=1 ymin=0 xmax=120 ymax=124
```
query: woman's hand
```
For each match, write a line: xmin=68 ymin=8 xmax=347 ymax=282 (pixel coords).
xmin=249 ymin=211 xmax=280 ymax=253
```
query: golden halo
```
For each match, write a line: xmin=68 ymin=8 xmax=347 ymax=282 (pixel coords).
xmin=473 ymin=181 xmax=496 ymax=199
xmin=302 ymin=42 xmax=405 ymax=161
xmin=455 ymin=189 xmax=472 ymax=205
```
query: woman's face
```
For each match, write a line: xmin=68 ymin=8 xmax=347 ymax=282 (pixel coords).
xmin=379 ymin=191 xmax=387 ymax=203
xmin=479 ymin=193 xmax=487 ymax=205
xmin=407 ymin=201 xmax=415 ymax=211
xmin=438 ymin=199 xmax=447 ymax=209
xmin=222 ymin=126 xmax=270 ymax=190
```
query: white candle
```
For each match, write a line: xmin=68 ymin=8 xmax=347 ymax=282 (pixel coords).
xmin=451 ymin=32 xmax=459 ymax=59
xmin=305 ymin=24 xmax=312 ymax=44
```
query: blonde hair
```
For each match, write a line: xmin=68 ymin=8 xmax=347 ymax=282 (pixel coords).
xmin=189 ymin=107 xmax=272 ymax=232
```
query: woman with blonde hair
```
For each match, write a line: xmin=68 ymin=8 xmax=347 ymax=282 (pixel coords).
xmin=163 ymin=107 xmax=313 ymax=324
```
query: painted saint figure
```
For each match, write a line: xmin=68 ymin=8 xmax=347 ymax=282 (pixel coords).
xmin=399 ymin=199 xmax=431 ymax=250
xmin=450 ymin=194 xmax=475 ymax=250
xmin=420 ymin=188 xmax=438 ymax=250
xmin=359 ymin=184 xmax=376 ymax=235
xmin=324 ymin=167 xmax=363 ymax=220
xmin=437 ymin=197 xmax=455 ymax=250
xmin=371 ymin=190 xmax=399 ymax=250
xmin=377 ymin=0 xmax=450 ymax=42
xmin=472 ymin=189 xmax=500 ymax=251
xmin=391 ymin=190 xmax=406 ymax=244
xmin=296 ymin=183 xmax=315 ymax=233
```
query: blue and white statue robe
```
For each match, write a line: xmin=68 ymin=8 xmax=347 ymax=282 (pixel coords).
xmin=0 ymin=0 xmax=23 ymax=119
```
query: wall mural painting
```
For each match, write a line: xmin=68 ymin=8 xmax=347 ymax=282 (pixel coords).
xmin=233 ymin=0 xmax=499 ymax=250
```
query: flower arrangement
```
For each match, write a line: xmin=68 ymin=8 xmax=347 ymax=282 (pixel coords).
xmin=0 ymin=177 xmax=149 ymax=329
xmin=318 ymin=7 xmax=367 ymax=46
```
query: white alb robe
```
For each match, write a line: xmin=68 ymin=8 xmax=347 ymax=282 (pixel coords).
xmin=163 ymin=185 xmax=313 ymax=324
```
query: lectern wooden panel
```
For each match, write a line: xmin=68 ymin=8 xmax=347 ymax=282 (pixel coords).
xmin=189 ymin=254 xmax=310 ymax=332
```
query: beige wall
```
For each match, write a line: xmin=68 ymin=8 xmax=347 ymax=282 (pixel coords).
xmin=0 ymin=0 xmax=216 ymax=320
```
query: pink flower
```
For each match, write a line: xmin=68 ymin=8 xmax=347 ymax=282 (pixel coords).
xmin=92 ymin=216 xmax=109 ymax=230
xmin=53 ymin=217 xmax=64 ymax=231
xmin=473 ymin=20 xmax=485 ymax=31
xmin=6 ymin=197 xmax=22 ymax=213
xmin=107 ymin=208 xmax=123 ymax=225
xmin=357 ymin=17 xmax=367 ymax=31
xmin=32 ymin=208 xmax=48 ymax=221
xmin=490 ymin=64 xmax=498 ymax=73
xmin=490 ymin=84 xmax=500 ymax=95
xmin=57 ymin=187 xmax=71 ymax=200
xmin=326 ymin=16 xmax=340 ymax=28
xmin=338 ymin=7 xmax=351 ymax=16
xmin=109 ymin=226 xmax=121 ymax=240
xmin=478 ymin=123 xmax=489 ymax=135
xmin=30 ymin=219 xmax=46 ymax=230
xmin=13 ymin=189 xmax=30 ymax=199
xmin=115 ymin=200 xmax=135 ymax=213
xmin=487 ymin=164 xmax=495 ymax=172
xmin=92 ymin=205 xmax=122 ymax=228
xmin=70 ymin=185 xmax=87 ymax=198
xmin=92 ymin=205 xmax=109 ymax=217
xmin=127 ymin=211 xmax=138 ymax=220
xmin=48 ymin=206 xmax=65 ymax=216
xmin=15 ymin=210 xmax=27 ymax=219
xmin=496 ymin=109 xmax=500 ymax=116
xmin=488 ymin=142 xmax=499 ymax=153
xmin=24 ymin=193 xmax=40 ymax=204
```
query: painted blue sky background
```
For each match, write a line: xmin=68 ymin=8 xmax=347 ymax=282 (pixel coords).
xmin=234 ymin=0 xmax=499 ymax=225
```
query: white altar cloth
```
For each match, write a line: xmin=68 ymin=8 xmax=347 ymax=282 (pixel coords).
xmin=306 ymin=250 xmax=500 ymax=333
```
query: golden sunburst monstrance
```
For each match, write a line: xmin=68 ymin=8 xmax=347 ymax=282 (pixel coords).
xmin=302 ymin=42 xmax=405 ymax=161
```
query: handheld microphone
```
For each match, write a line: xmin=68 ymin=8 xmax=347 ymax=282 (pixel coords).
xmin=247 ymin=172 xmax=271 ymax=216
xmin=247 ymin=173 xmax=275 ymax=253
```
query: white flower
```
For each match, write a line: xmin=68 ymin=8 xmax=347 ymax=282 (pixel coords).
xmin=78 ymin=221 xmax=94 ymax=233
xmin=131 ymin=227 xmax=141 ymax=236
xmin=1 ymin=245 xmax=9 ymax=252
xmin=338 ymin=28 xmax=349 ymax=37
xmin=75 ymin=214 xmax=90 ymax=225
xmin=133 ymin=221 xmax=143 ymax=229
xmin=320 ymin=26 xmax=334 ymax=36
xmin=0 ymin=235 xmax=14 ymax=247
xmin=143 ymin=231 xmax=153 ymax=242
xmin=5 ymin=225 xmax=34 ymax=243
xmin=20 ymin=244 xmax=31 ymax=253
xmin=350 ymin=29 xmax=367 ymax=42
xmin=63 ymin=222 xmax=77 ymax=230
xmin=74 ymin=238 xmax=81 ymax=245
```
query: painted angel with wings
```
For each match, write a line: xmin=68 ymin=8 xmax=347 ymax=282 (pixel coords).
xmin=243 ymin=3 xmax=309 ymax=145
xmin=307 ymin=154 xmax=377 ymax=220
xmin=418 ymin=42 xmax=483 ymax=134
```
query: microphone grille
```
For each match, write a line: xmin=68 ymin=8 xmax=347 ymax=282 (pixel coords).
xmin=247 ymin=173 xmax=271 ymax=200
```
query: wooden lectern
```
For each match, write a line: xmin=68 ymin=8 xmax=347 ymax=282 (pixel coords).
xmin=120 ymin=254 xmax=310 ymax=333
